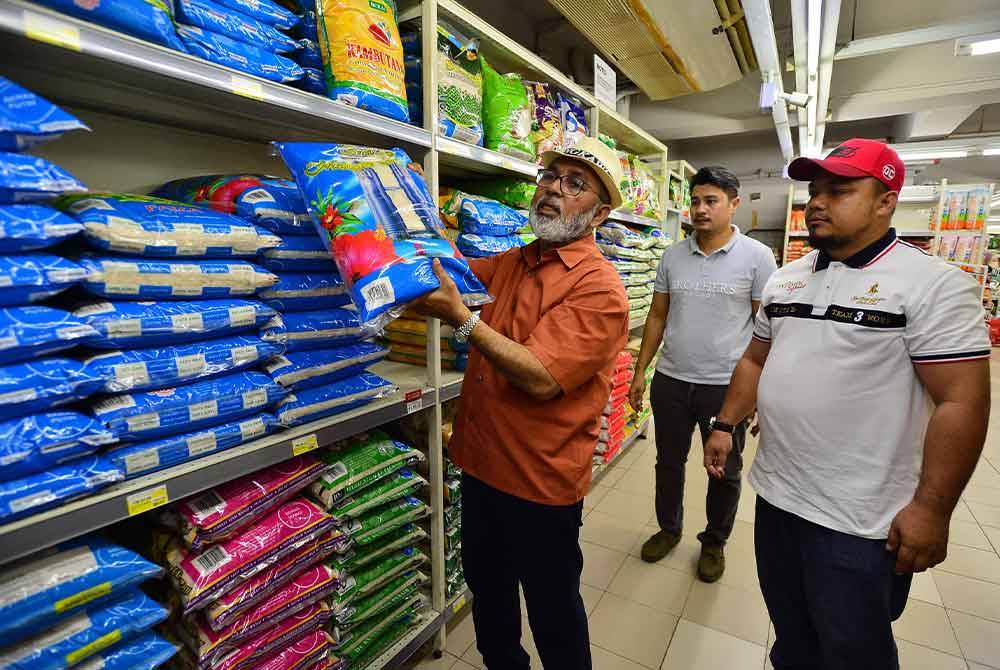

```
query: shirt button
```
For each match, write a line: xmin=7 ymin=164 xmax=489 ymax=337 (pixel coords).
xmin=477 ymin=375 xmax=484 ymax=382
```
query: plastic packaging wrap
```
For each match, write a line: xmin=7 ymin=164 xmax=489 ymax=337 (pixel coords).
xmin=75 ymin=299 xmax=275 ymax=349
xmin=295 ymin=67 xmax=327 ymax=95
xmin=325 ymin=468 xmax=426 ymax=523
xmin=59 ymin=193 xmax=282 ymax=257
xmin=331 ymin=570 xmax=426 ymax=629
xmin=194 ymin=603 xmax=331 ymax=670
xmin=557 ymin=92 xmax=587 ymax=148
xmin=463 ymin=178 xmax=535 ymax=210
xmin=254 ymin=629 xmax=332 ymax=670
xmin=340 ymin=497 xmax=430 ymax=546
xmin=436 ymin=23 xmax=483 ymax=145
xmin=0 ymin=411 xmax=117 ymax=481
xmin=85 ymin=334 xmax=283 ymax=393
xmin=177 ymin=26 xmax=304 ymax=83
xmin=79 ymin=257 xmax=278 ymax=299
xmin=458 ymin=195 xmax=527 ymax=236
xmin=0 ymin=254 xmax=87 ymax=306
xmin=90 ymin=370 xmax=287 ymax=441
xmin=0 ymin=456 xmax=122 ymax=522
xmin=174 ymin=0 xmax=297 ymax=52
xmin=265 ymin=342 xmax=388 ymax=390
xmin=259 ymin=271 xmax=352 ymax=312
xmin=261 ymin=235 xmax=339 ymax=271
xmin=72 ymin=631 xmax=177 ymax=670
xmin=526 ymin=81 xmax=562 ymax=160
xmin=332 ymin=592 xmax=423 ymax=651
xmin=275 ymin=372 xmax=397 ymax=426
xmin=29 ymin=0 xmax=187 ymax=52
xmin=0 ymin=306 xmax=97 ymax=364
xmin=456 ymin=232 xmax=524 ymax=257
xmin=0 ymin=77 xmax=88 ymax=152
xmin=261 ymin=308 xmax=364 ymax=351
xmin=480 ymin=57 xmax=533 ymax=160
xmin=105 ymin=413 xmax=276 ymax=479
xmin=212 ymin=0 xmax=297 ymax=28
xmin=0 ymin=152 xmax=86 ymax=203
xmin=316 ymin=0 xmax=409 ymax=122
xmin=294 ymin=39 xmax=324 ymax=70
xmin=329 ymin=523 xmax=426 ymax=576
xmin=338 ymin=611 xmax=417 ymax=668
xmin=332 ymin=547 xmax=427 ymax=607
xmin=0 ymin=359 xmax=104 ymax=420
xmin=276 ymin=142 xmax=490 ymax=331
xmin=308 ymin=431 xmax=424 ymax=506
xmin=0 ymin=204 xmax=82 ymax=251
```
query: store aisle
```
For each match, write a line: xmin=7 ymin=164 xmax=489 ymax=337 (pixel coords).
xmin=415 ymin=353 xmax=1000 ymax=670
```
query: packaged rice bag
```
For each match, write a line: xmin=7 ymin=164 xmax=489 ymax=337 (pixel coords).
xmin=457 ymin=232 xmax=524 ymax=257
xmin=340 ymin=612 xmax=417 ymax=668
xmin=438 ymin=187 xmax=464 ymax=228
xmin=72 ymin=631 xmax=177 ymax=670
xmin=0 ymin=77 xmax=88 ymax=152
xmin=276 ymin=142 xmax=490 ymax=331
xmin=332 ymin=591 xmax=424 ymax=651
xmin=0 ymin=359 xmax=104 ymax=420
xmin=332 ymin=570 xmax=426 ymax=628
xmin=526 ymin=81 xmax=562 ymax=160
xmin=178 ymin=26 xmax=304 ymax=83
xmin=265 ymin=342 xmax=388 ymax=390
xmin=294 ymin=39 xmax=324 ymax=70
xmin=383 ymin=315 xmax=453 ymax=337
xmin=463 ymin=177 xmax=536 ymax=210
xmin=30 ymin=0 xmax=186 ymax=52
xmin=0 ymin=455 xmax=122 ymax=522
xmin=295 ymin=10 xmax=318 ymax=40
xmin=261 ymin=308 xmax=363 ymax=352
xmin=0 ymin=306 xmax=96 ymax=365
xmin=332 ymin=547 xmax=427 ymax=607
xmin=58 ymin=193 xmax=281 ymax=257
xmin=79 ymin=257 xmax=278 ymax=299
xmin=341 ymin=497 xmax=430 ymax=546
xmin=75 ymin=299 xmax=275 ymax=349
xmin=213 ymin=0 xmax=297 ymax=28
xmin=85 ymin=334 xmax=282 ymax=393
xmin=275 ymin=372 xmax=397 ymax=426
xmin=295 ymin=67 xmax=327 ymax=96
xmin=161 ymin=497 xmax=335 ymax=613
xmin=557 ymin=92 xmax=587 ymax=148
xmin=324 ymin=469 xmax=426 ymax=522
xmin=260 ymin=271 xmax=352 ymax=312
xmin=308 ymin=432 xmax=423 ymax=506
xmin=436 ymin=22 xmax=483 ymax=145
xmin=153 ymin=175 xmax=313 ymax=236
xmin=89 ymin=370 xmax=286 ymax=441
xmin=0 ymin=152 xmax=85 ymax=203
xmin=0 ymin=589 xmax=168 ymax=670
xmin=261 ymin=235 xmax=338 ymax=272
xmin=105 ymin=413 xmax=276 ymax=479
xmin=328 ymin=523 xmax=426 ymax=575
xmin=316 ymin=0 xmax=408 ymax=122
xmin=174 ymin=0 xmax=297 ymax=52
xmin=196 ymin=603 xmax=332 ymax=670
xmin=458 ymin=195 xmax=527 ymax=236
xmin=386 ymin=347 xmax=466 ymax=371
xmin=0 ymin=411 xmax=116 ymax=481
xmin=0 ymin=254 xmax=87 ymax=306
xmin=0 ymin=204 xmax=82 ymax=251
xmin=254 ymin=629 xmax=332 ymax=670
xmin=480 ymin=57 xmax=533 ymax=161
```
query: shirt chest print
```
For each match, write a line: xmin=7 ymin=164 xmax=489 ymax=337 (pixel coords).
xmin=850 ymin=282 xmax=888 ymax=306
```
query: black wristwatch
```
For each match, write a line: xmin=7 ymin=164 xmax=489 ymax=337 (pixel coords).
xmin=709 ymin=417 xmax=735 ymax=434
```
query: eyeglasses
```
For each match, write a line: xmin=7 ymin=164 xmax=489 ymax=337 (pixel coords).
xmin=536 ymin=169 xmax=596 ymax=198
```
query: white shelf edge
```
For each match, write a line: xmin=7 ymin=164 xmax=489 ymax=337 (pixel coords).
xmin=436 ymin=136 xmax=538 ymax=177
xmin=609 ymin=208 xmax=660 ymax=227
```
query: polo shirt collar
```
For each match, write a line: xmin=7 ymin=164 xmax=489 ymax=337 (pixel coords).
xmin=521 ymin=234 xmax=599 ymax=270
xmin=814 ymin=228 xmax=897 ymax=272
xmin=688 ymin=224 xmax=740 ymax=257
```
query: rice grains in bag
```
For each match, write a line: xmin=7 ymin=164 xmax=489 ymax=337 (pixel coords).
xmin=0 ymin=77 xmax=89 ymax=152
xmin=265 ymin=342 xmax=388 ymax=390
xmin=341 ymin=496 xmax=430 ymax=547
xmin=331 ymin=569 xmax=426 ymax=628
xmin=275 ymin=372 xmax=397 ymax=427
xmin=456 ymin=232 xmax=524 ymax=258
xmin=332 ymin=547 xmax=427 ymax=607
xmin=253 ymin=629 xmax=332 ymax=670
xmin=276 ymin=142 xmax=490 ymax=331
xmin=316 ymin=0 xmax=408 ymax=122
xmin=0 ymin=411 xmax=116 ymax=481
xmin=480 ymin=57 xmax=533 ymax=161
xmin=212 ymin=0 xmax=297 ymax=29
xmin=261 ymin=234 xmax=338 ymax=272
xmin=308 ymin=431 xmax=424 ymax=506
xmin=259 ymin=272 xmax=352 ymax=313
xmin=79 ymin=257 xmax=278 ymax=300
xmin=457 ymin=195 xmax=527 ymax=236
xmin=261 ymin=307 xmax=364 ymax=351
xmin=0 ymin=152 xmax=86 ymax=203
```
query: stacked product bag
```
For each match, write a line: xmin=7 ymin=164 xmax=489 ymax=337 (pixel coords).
xmin=442 ymin=422 xmax=464 ymax=600
xmin=380 ymin=311 xmax=468 ymax=371
xmin=557 ymin=92 xmax=588 ymax=149
xmin=480 ymin=56 xmax=533 ymax=161
xmin=452 ymin=192 xmax=528 ymax=259
xmin=525 ymin=81 xmax=562 ymax=162
xmin=290 ymin=9 xmax=327 ymax=96
xmin=595 ymin=351 xmax=634 ymax=464
xmin=306 ymin=430 xmax=432 ymax=668
xmin=150 ymin=454 xmax=343 ymax=670
xmin=400 ymin=29 xmax=423 ymax=127
xmin=623 ymin=336 xmax=654 ymax=433
xmin=0 ymin=536 xmax=178 ymax=669
xmin=596 ymin=222 xmax=669 ymax=323
xmin=30 ymin=0 xmax=187 ymax=52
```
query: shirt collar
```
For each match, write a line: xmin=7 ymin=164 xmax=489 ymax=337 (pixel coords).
xmin=521 ymin=234 xmax=600 ymax=270
xmin=688 ymin=224 xmax=740 ymax=256
xmin=814 ymin=228 xmax=897 ymax=272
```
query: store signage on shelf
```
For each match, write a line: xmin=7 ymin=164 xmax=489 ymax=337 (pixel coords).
xmin=231 ymin=75 xmax=265 ymax=101
xmin=24 ymin=11 xmax=81 ymax=51
xmin=593 ymin=55 xmax=617 ymax=108
xmin=405 ymin=389 xmax=424 ymax=415
xmin=292 ymin=433 xmax=319 ymax=456
xmin=126 ymin=485 xmax=169 ymax=516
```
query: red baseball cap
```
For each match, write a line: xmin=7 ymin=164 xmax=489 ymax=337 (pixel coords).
xmin=788 ymin=138 xmax=905 ymax=193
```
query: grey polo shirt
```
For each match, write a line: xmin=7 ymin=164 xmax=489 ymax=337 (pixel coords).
xmin=654 ymin=226 xmax=777 ymax=385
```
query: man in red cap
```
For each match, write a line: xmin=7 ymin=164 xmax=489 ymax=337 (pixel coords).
xmin=703 ymin=138 xmax=991 ymax=668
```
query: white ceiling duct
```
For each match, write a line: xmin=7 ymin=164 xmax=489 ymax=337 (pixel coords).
xmin=791 ymin=0 xmax=808 ymax=154
xmin=743 ymin=0 xmax=795 ymax=163
xmin=812 ymin=0 xmax=841 ymax=155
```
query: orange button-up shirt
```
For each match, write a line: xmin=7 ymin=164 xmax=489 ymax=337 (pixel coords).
xmin=449 ymin=235 xmax=629 ymax=506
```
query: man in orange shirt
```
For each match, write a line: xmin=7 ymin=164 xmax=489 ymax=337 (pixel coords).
xmin=414 ymin=137 xmax=629 ymax=670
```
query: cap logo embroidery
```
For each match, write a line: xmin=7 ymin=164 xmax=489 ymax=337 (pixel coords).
xmin=882 ymin=164 xmax=896 ymax=181
xmin=828 ymin=146 xmax=858 ymax=158
xmin=562 ymin=148 xmax=609 ymax=174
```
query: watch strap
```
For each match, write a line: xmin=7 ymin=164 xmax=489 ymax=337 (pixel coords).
xmin=454 ymin=312 xmax=480 ymax=343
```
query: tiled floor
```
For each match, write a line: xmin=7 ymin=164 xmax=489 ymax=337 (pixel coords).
xmin=411 ymin=354 xmax=1000 ymax=669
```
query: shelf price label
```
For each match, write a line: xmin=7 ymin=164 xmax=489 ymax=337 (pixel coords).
xmin=451 ymin=594 xmax=467 ymax=614
xmin=292 ymin=433 xmax=319 ymax=456
xmin=231 ymin=75 xmax=265 ymax=101
xmin=23 ymin=11 xmax=81 ymax=51
xmin=405 ymin=389 xmax=423 ymax=415
xmin=126 ymin=485 xmax=169 ymax=516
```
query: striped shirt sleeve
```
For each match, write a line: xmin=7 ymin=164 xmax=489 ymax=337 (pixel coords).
xmin=752 ymin=299 xmax=772 ymax=343
xmin=905 ymin=268 xmax=991 ymax=364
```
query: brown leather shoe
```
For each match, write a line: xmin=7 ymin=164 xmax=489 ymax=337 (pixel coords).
xmin=640 ymin=530 xmax=681 ymax=563
xmin=698 ymin=543 xmax=725 ymax=582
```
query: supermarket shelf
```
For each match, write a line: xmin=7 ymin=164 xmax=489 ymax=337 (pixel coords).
xmin=591 ymin=416 xmax=650 ymax=485
xmin=0 ymin=360 xmax=436 ymax=566
xmin=609 ymin=209 xmax=659 ymax=227
xmin=437 ymin=136 xmax=538 ymax=178
xmin=0 ymin=0 xmax=433 ymax=149
xmin=597 ymin=104 xmax=667 ymax=156
xmin=668 ymin=160 xmax=697 ymax=179
xmin=367 ymin=611 xmax=442 ymax=670
xmin=440 ymin=370 xmax=465 ymax=402
xmin=445 ymin=588 xmax=471 ymax=622
xmin=938 ymin=229 xmax=987 ymax=235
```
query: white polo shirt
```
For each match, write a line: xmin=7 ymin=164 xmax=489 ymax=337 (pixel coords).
xmin=749 ymin=229 xmax=990 ymax=539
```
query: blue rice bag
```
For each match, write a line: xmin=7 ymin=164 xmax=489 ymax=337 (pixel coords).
xmin=264 ymin=341 xmax=388 ymax=390
xmin=85 ymin=334 xmax=284 ymax=393
xmin=0 ymin=412 xmax=117 ymax=482
xmin=74 ymin=299 xmax=275 ymax=349
xmin=276 ymin=142 xmax=491 ymax=331
xmin=213 ymin=0 xmax=298 ymax=29
xmin=294 ymin=11 xmax=317 ymax=40
xmin=260 ymin=234 xmax=337 ymax=272
xmin=458 ymin=196 xmax=526 ymax=236
xmin=0 ymin=589 xmax=169 ymax=670
xmin=0 ymin=306 xmax=97 ymax=364
xmin=71 ymin=631 xmax=177 ymax=670
xmin=456 ymin=232 xmax=524 ymax=258
xmin=177 ymin=26 xmax=304 ymax=83
xmin=295 ymin=67 xmax=327 ymax=95
xmin=0 ymin=254 xmax=88 ymax=306
xmin=0 ymin=204 xmax=82 ymax=251
xmin=106 ymin=413 xmax=276 ymax=478
xmin=0 ymin=77 xmax=88 ymax=152
xmin=89 ymin=370 xmax=287 ymax=441
xmin=275 ymin=371 xmax=396 ymax=426
xmin=0 ymin=455 xmax=122 ymax=522
xmin=78 ymin=256 xmax=278 ymax=299
xmin=0 ymin=359 xmax=104 ymax=420
xmin=258 ymin=271 xmax=352 ymax=312
xmin=401 ymin=30 xmax=420 ymax=57
xmin=175 ymin=0 xmax=297 ymax=52
xmin=294 ymin=38 xmax=324 ymax=69
xmin=0 ymin=539 xmax=162 ymax=648
xmin=29 ymin=0 xmax=186 ymax=52
xmin=59 ymin=193 xmax=281 ymax=257
xmin=0 ymin=152 xmax=86 ymax=203
xmin=261 ymin=307 xmax=364 ymax=351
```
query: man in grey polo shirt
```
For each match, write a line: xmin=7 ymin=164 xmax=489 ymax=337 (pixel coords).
xmin=629 ymin=166 xmax=776 ymax=582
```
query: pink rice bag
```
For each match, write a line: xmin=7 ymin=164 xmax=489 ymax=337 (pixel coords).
xmin=256 ymin=629 xmax=332 ymax=670
xmin=205 ymin=530 xmax=348 ymax=631
xmin=164 ymin=454 xmax=329 ymax=551
xmin=164 ymin=497 xmax=335 ymax=613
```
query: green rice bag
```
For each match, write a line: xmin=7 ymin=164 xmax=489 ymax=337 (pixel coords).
xmin=436 ymin=22 xmax=483 ymax=146
xmin=308 ymin=432 xmax=424 ymax=507
xmin=445 ymin=523 xmax=461 ymax=553
xmin=464 ymin=177 xmax=536 ymax=209
xmin=340 ymin=607 xmax=421 ymax=668
xmin=326 ymin=469 xmax=427 ymax=523
xmin=330 ymin=547 xmax=428 ymax=607
xmin=480 ymin=56 xmax=533 ymax=160
xmin=332 ymin=569 xmax=427 ymax=629
xmin=444 ymin=501 xmax=461 ymax=528
xmin=344 ymin=496 xmax=431 ymax=546
xmin=444 ymin=477 xmax=461 ymax=504
xmin=330 ymin=523 xmax=427 ymax=575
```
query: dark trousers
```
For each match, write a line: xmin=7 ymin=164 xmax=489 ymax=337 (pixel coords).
xmin=461 ymin=473 xmax=591 ymax=670
xmin=755 ymin=496 xmax=912 ymax=670
xmin=649 ymin=372 xmax=747 ymax=545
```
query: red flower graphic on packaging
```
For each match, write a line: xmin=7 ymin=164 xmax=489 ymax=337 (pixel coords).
xmin=334 ymin=228 xmax=399 ymax=282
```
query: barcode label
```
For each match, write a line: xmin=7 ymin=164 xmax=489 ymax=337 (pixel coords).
xmin=125 ymin=413 xmax=160 ymax=432
xmin=230 ymin=345 xmax=257 ymax=364
xmin=240 ymin=417 xmax=267 ymax=441
xmin=241 ymin=188 xmax=275 ymax=204
xmin=186 ymin=432 xmax=217 ymax=456
xmin=228 ymin=306 xmax=256 ymax=327
xmin=189 ymin=489 xmax=226 ymax=521
xmin=105 ymin=319 xmax=141 ymax=338
xmin=113 ymin=362 xmax=149 ymax=387
xmin=171 ymin=312 xmax=204 ymax=332
xmin=191 ymin=546 xmax=231 ymax=577
xmin=175 ymin=353 xmax=206 ymax=377
xmin=242 ymin=389 xmax=267 ymax=409
xmin=94 ymin=395 xmax=137 ymax=413
xmin=361 ymin=278 xmax=395 ymax=311
xmin=189 ymin=400 xmax=218 ymax=422
xmin=124 ymin=449 xmax=159 ymax=475
xmin=329 ymin=462 xmax=349 ymax=480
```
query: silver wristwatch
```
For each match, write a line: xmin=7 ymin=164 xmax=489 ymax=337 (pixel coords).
xmin=454 ymin=312 xmax=480 ymax=344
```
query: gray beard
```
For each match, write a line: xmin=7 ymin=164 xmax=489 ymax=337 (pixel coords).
xmin=528 ymin=204 xmax=598 ymax=244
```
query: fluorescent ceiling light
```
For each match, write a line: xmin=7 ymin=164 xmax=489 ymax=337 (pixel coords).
xmin=984 ymin=148 xmax=1000 ymax=156
xmin=956 ymin=32 xmax=1000 ymax=56
xmin=896 ymin=150 xmax=969 ymax=161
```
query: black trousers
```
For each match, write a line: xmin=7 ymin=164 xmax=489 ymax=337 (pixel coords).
xmin=461 ymin=473 xmax=591 ymax=670
xmin=649 ymin=372 xmax=747 ymax=545
xmin=756 ymin=496 xmax=912 ymax=670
